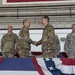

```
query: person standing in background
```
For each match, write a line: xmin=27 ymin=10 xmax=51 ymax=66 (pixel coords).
xmin=54 ymin=35 xmax=60 ymax=56
xmin=35 ymin=16 xmax=56 ymax=58
xmin=1 ymin=25 xmax=18 ymax=58
xmin=64 ymin=24 xmax=75 ymax=58
xmin=17 ymin=19 xmax=36 ymax=57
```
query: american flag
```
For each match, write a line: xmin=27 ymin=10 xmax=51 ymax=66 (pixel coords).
xmin=0 ymin=58 xmax=75 ymax=75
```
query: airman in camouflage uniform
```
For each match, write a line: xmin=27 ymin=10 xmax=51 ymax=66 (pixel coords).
xmin=54 ymin=35 xmax=60 ymax=56
xmin=64 ymin=24 xmax=75 ymax=58
xmin=36 ymin=16 xmax=56 ymax=58
xmin=17 ymin=19 xmax=35 ymax=57
xmin=1 ymin=25 xmax=18 ymax=58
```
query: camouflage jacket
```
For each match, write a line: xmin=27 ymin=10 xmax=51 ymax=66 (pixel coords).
xmin=1 ymin=33 xmax=18 ymax=53
xmin=17 ymin=26 xmax=34 ymax=50
xmin=64 ymin=33 xmax=75 ymax=57
xmin=37 ymin=25 xmax=55 ymax=54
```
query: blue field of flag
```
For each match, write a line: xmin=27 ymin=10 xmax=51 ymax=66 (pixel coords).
xmin=0 ymin=58 xmax=36 ymax=71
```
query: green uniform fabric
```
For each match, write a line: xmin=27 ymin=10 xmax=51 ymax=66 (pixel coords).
xmin=54 ymin=35 xmax=60 ymax=55
xmin=17 ymin=26 xmax=34 ymax=57
xmin=1 ymin=33 xmax=18 ymax=58
xmin=37 ymin=25 xmax=55 ymax=58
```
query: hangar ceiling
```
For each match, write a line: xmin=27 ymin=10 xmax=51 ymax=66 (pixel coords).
xmin=0 ymin=0 xmax=75 ymax=28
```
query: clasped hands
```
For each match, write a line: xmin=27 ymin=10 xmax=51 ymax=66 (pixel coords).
xmin=33 ymin=41 xmax=51 ymax=53
xmin=33 ymin=41 xmax=37 ymax=46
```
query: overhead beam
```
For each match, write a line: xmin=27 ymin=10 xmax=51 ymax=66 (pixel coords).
xmin=0 ymin=4 xmax=75 ymax=8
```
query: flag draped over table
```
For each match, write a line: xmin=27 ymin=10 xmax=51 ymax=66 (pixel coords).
xmin=0 ymin=58 xmax=75 ymax=75
xmin=32 ymin=58 xmax=75 ymax=75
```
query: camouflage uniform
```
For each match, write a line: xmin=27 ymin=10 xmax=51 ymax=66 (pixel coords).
xmin=17 ymin=26 xmax=34 ymax=57
xmin=36 ymin=25 xmax=55 ymax=58
xmin=54 ymin=35 xmax=60 ymax=55
xmin=1 ymin=33 xmax=18 ymax=58
xmin=64 ymin=33 xmax=75 ymax=58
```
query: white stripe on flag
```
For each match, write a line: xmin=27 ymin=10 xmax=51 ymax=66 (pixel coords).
xmin=53 ymin=58 xmax=75 ymax=74
xmin=36 ymin=58 xmax=52 ymax=75
xmin=0 ymin=71 xmax=39 ymax=75
xmin=62 ymin=65 xmax=75 ymax=74
xmin=73 ymin=66 xmax=75 ymax=74
xmin=52 ymin=58 xmax=63 ymax=70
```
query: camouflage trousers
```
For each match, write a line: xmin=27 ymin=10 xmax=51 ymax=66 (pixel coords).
xmin=18 ymin=49 xmax=29 ymax=58
xmin=2 ymin=52 xmax=15 ymax=58
xmin=42 ymin=50 xmax=54 ymax=58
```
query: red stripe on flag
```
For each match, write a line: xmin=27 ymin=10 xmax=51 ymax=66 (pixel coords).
xmin=32 ymin=58 xmax=44 ymax=75
xmin=7 ymin=0 xmax=63 ymax=2
xmin=60 ymin=58 xmax=75 ymax=65
xmin=0 ymin=58 xmax=4 ymax=64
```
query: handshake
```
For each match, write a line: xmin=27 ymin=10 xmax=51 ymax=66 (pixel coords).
xmin=33 ymin=41 xmax=38 ymax=46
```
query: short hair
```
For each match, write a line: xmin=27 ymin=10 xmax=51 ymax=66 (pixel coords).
xmin=42 ymin=16 xmax=50 ymax=22
xmin=23 ymin=19 xmax=30 ymax=25
xmin=8 ymin=25 xmax=13 ymax=29
xmin=23 ymin=20 xmax=25 ymax=25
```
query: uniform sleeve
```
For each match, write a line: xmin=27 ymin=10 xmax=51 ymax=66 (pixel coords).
xmin=36 ymin=39 xmax=42 ymax=46
xmin=22 ymin=28 xmax=34 ymax=44
xmin=15 ymin=34 xmax=19 ymax=52
xmin=64 ymin=35 xmax=69 ymax=53
xmin=47 ymin=25 xmax=55 ymax=50
xmin=24 ymin=33 xmax=34 ymax=44
xmin=47 ymin=25 xmax=57 ymax=57
xmin=19 ymin=28 xmax=23 ymax=39
xmin=15 ymin=34 xmax=19 ymax=43
xmin=55 ymin=35 xmax=60 ymax=55
xmin=1 ymin=35 xmax=4 ymax=51
xmin=57 ymin=37 xmax=60 ymax=54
